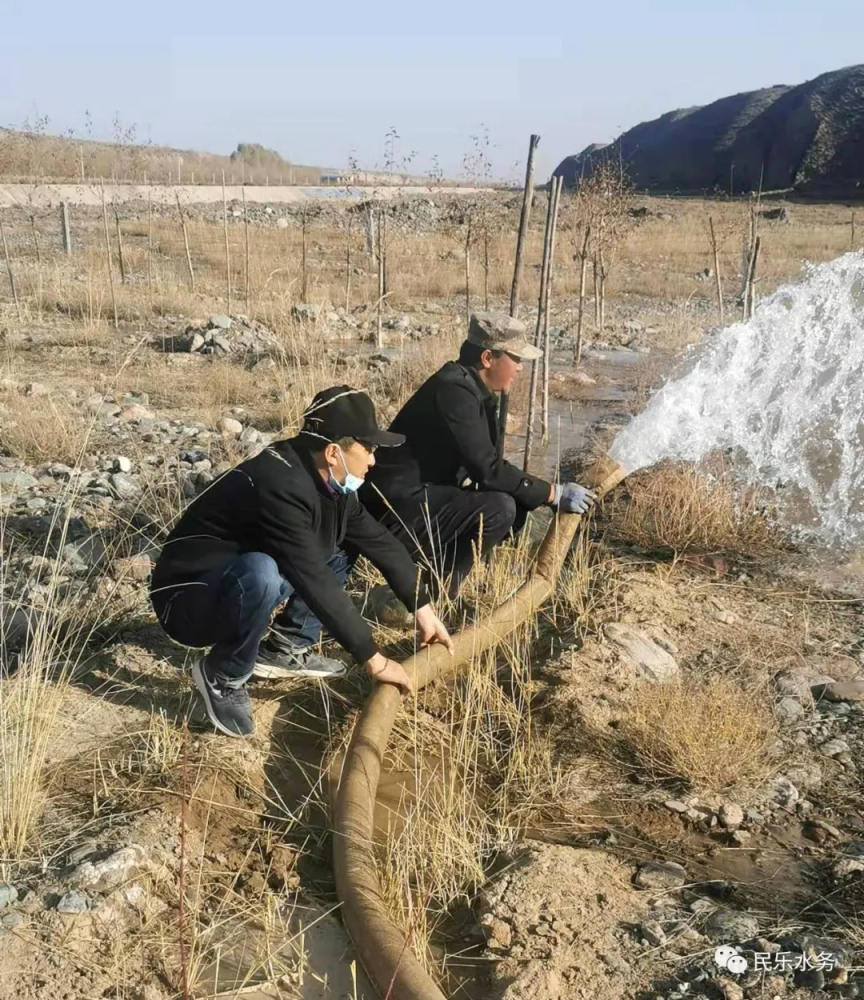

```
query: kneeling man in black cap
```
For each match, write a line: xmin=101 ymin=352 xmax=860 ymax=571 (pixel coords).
xmin=150 ymin=386 xmax=452 ymax=738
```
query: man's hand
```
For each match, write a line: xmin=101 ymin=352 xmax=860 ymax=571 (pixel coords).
xmin=414 ymin=604 xmax=454 ymax=654
xmin=365 ymin=653 xmax=414 ymax=695
xmin=551 ymin=482 xmax=596 ymax=514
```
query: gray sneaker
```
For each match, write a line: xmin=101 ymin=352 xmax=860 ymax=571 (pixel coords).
xmin=191 ymin=657 xmax=254 ymax=738
xmin=253 ymin=642 xmax=347 ymax=681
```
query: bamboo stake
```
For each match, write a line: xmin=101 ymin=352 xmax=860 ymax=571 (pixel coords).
xmin=222 ymin=171 xmax=231 ymax=314
xmin=541 ymin=176 xmax=563 ymax=446
xmin=243 ymin=186 xmax=250 ymax=310
xmin=376 ymin=217 xmax=385 ymax=349
xmin=708 ymin=216 xmax=724 ymax=325
xmin=301 ymin=202 xmax=309 ymax=302
xmin=0 ymin=212 xmax=22 ymax=322
xmin=744 ymin=235 xmax=761 ymax=320
xmin=464 ymin=217 xmax=472 ymax=324
xmin=523 ymin=181 xmax=557 ymax=472
xmin=345 ymin=210 xmax=353 ymax=311
xmin=509 ymin=133 xmax=540 ymax=318
xmin=573 ymin=224 xmax=591 ymax=366
xmin=176 ymin=192 xmax=195 ymax=292
xmin=100 ymin=183 xmax=119 ymax=329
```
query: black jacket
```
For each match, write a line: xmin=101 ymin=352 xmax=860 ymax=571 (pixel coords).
xmin=150 ymin=438 xmax=427 ymax=664
xmin=363 ymin=361 xmax=552 ymax=509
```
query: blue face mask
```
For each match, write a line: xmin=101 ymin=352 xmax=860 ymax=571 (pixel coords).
xmin=329 ymin=445 xmax=364 ymax=494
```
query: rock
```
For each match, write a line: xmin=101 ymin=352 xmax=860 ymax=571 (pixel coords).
xmin=772 ymin=776 xmax=800 ymax=809
xmin=641 ymin=920 xmax=667 ymax=946
xmin=705 ymin=908 xmax=759 ymax=943
xmin=111 ymin=555 xmax=153 ymax=582
xmin=57 ymin=889 xmax=89 ymax=914
xmin=798 ymin=933 xmax=853 ymax=971
xmin=785 ymin=761 xmax=822 ymax=789
xmin=834 ymin=858 xmax=864 ymax=877
xmin=480 ymin=914 xmax=512 ymax=951
xmin=803 ymin=818 xmax=842 ymax=842
xmin=209 ymin=315 xmax=233 ymax=330
xmin=774 ymin=669 xmax=817 ymax=705
xmin=292 ymin=303 xmax=321 ymax=323
xmin=82 ymin=393 xmax=107 ymax=414
xmin=820 ymin=738 xmax=850 ymax=757
xmin=813 ymin=680 xmax=864 ymax=703
xmin=71 ymin=845 xmax=147 ymax=892
xmin=211 ymin=334 xmax=232 ymax=353
xmin=776 ymin=696 xmax=806 ymax=721
xmin=709 ymin=608 xmax=738 ymax=625
xmin=112 ymin=456 xmax=133 ymax=474
xmin=795 ymin=968 xmax=825 ymax=991
xmin=0 ymin=884 xmax=18 ymax=908
xmin=217 ymin=417 xmax=243 ymax=437
xmin=109 ymin=472 xmax=141 ymax=499
xmin=572 ymin=370 xmax=597 ymax=386
xmin=240 ymin=427 xmax=259 ymax=445
xmin=718 ymin=803 xmax=744 ymax=829
xmin=716 ymin=979 xmax=744 ymax=1000
xmin=605 ymin=623 xmax=679 ymax=682
xmin=46 ymin=464 xmax=75 ymax=480
xmin=276 ymin=218 xmax=289 ymax=229
xmin=634 ymin=860 xmax=686 ymax=890
xmin=119 ymin=404 xmax=154 ymax=421
xmin=0 ymin=471 xmax=38 ymax=490
xmin=1 ymin=911 xmax=23 ymax=929
xmin=61 ymin=534 xmax=107 ymax=572
xmin=664 ymin=799 xmax=689 ymax=814
xmin=187 ymin=332 xmax=206 ymax=353
xmin=731 ymin=830 xmax=752 ymax=846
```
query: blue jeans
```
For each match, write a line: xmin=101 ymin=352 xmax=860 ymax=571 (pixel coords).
xmin=153 ymin=550 xmax=351 ymax=685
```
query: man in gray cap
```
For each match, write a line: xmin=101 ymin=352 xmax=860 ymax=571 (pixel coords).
xmin=360 ymin=312 xmax=594 ymax=599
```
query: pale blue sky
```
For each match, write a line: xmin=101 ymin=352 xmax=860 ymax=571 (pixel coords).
xmin=2 ymin=0 xmax=862 ymax=180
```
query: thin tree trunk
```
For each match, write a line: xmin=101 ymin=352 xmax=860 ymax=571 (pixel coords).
xmin=147 ymin=188 xmax=153 ymax=303
xmin=524 ymin=182 xmax=557 ymax=472
xmin=376 ymin=240 xmax=385 ymax=348
xmin=114 ymin=212 xmax=127 ymax=284
xmin=708 ymin=216 xmax=724 ymax=325
xmin=744 ymin=235 xmax=761 ymax=320
xmin=345 ymin=212 xmax=353 ymax=311
xmin=464 ymin=219 xmax=472 ymax=323
xmin=0 ymin=213 xmax=22 ymax=322
xmin=598 ymin=252 xmax=607 ymax=333
xmin=100 ymin=184 xmax=119 ymax=329
xmin=574 ymin=225 xmax=591 ymax=366
xmin=541 ymin=176 xmax=563 ymax=446
xmin=176 ymin=192 xmax=195 ymax=292
xmin=301 ymin=203 xmax=309 ymax=302
xmin=483 ymin=229 xmax=490 ymax=311
xmin=242 ymin=186 xmax=251 ymax=310
xmin=593 ymin=255 xmax=600 ymax=327
xmin=509 ymin=134 xmax=540 ymax=318
xmin=852 ymin=211 xmax=856 ymax=251
xmin=29 ymin=215 xmax=42 ymax=269
xmin=222 ymin=171 xmax=231 ymax=314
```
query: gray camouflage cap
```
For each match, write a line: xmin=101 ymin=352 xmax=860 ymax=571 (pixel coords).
xmin=465 ymin=312 xmax=542 ymax=361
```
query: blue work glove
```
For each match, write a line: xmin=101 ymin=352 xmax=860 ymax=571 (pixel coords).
xmin=552 ymin=482 xmax=595 ymax=514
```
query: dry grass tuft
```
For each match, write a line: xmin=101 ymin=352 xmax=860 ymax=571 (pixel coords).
xmin=600 ymin=677 xmax=776 ymax=792
xmin=0 ymin=390 xmax=91 ymax=465
xmin=606 ymin=460 xmax=783 ymax=556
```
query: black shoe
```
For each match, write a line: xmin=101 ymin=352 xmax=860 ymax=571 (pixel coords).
xmin=191 ymin=656 xmax=254 ymax=738
xmin=252 ymin=642 xmax=347 ymax=681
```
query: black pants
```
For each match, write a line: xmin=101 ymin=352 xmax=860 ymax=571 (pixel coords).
xmin=371 ymin=486 xmax=526 ymax=599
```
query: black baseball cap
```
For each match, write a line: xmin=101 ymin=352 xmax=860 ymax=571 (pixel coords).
xmin=296 ymin=386 xmax=405 ymax=450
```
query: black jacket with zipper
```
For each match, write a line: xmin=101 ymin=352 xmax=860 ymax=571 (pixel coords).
xmin=150 ymin=438 xmax=427 ymax=664
xmin=362 ymin=361 xmax=552 ymax=510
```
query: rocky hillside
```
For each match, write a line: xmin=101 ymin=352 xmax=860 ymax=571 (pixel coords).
xmin=555 ymin=65 xmax=864 ymax=198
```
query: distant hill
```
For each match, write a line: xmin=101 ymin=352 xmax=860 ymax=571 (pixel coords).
xmin=0 ymin=132 xmax=325 ymax=185
xmin=555 ymin=65 xmax=864 ymax=199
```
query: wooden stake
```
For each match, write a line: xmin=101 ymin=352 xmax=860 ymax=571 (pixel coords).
xmin=222 ymin=172 xmax=231 ymax=314
xmin=744 ymin=235 xmax=761 ymax=320
xmin=708 ymin=216 xmax=724 ymax=325
xmin=541 ymin=176 xmax=563 ymax=446
xmin=345 ymin=210 xmax=353 ymax=311
xmin=176 ymin=192 xmax=195 ymax=292
xmin=301 ymin=202 xmax=309 ymax=302
xmin=0 ymin=212 xmax=22 ymax=322
xmin=376 ymin=214 xmax=385 ymax=348
xmin=464 ymin=217 xmax=472 ymax=324
xmin=852 ymin=211 xmax=857 ymax=251
xmin=509 ymin=134 xmax=540 ymax=318
xmin=523 ymin=181 xmax=557 ymax=472
xmin=100 ymin=183 xmax=119 ymax=329
xmin=60 ymin=201 xmax=72 ymax=254
xmin=29 ymin=214 xmax=42 ymax=269
xmin=573 ymin=225 xmax=591 ymax=366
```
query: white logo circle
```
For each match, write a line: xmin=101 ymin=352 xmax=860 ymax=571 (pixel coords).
xmin=714 ymin=945 xmax=737 ymax=969
xmin=727 ymin=955 xmax=748 ymax=975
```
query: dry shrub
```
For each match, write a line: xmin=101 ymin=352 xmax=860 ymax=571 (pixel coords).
xmin=0 ymin=391 xmax=91 ymax=465
xmin=607 ymin=460 xmax=782 ymax=555
xmin=604 ymin=677 xmax=776 ymax=792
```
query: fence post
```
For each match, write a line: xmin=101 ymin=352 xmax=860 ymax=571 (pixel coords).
xmin=100 ymin=183 xmax=119 ymax=329
xmin=60 ymin=201 xmax=72 ymax=254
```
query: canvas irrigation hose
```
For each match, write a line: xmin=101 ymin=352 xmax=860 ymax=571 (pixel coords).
xmin=333 ymin=457 xmax=628 ymax=1000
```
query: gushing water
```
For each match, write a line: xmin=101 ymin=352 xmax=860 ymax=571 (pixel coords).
xmin=609 ymin=253 xmax=864 ymax=546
